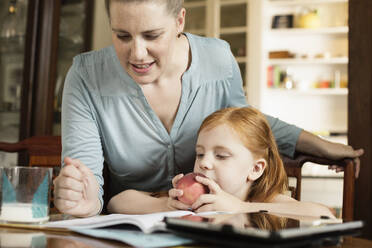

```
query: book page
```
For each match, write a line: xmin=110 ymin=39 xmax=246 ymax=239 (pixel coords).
xmin=43 ymin=210 xmax=195 ymax=233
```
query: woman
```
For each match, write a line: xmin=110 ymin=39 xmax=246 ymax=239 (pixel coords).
xmin=53 ymin=0 xmax=363 ymax=217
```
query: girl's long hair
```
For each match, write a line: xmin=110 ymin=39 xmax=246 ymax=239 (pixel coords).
xmin=198 ymin=107 xmax=288 ymax=202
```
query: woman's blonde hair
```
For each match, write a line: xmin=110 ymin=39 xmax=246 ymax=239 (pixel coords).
xmin=198 ymin=107 xmax=288 ymax=202
xmin=104 ymin=0 xmax=184 ymax=18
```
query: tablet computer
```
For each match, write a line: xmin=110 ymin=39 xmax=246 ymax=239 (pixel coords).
xmin=164 ymin=212 xmax=363 ymax=248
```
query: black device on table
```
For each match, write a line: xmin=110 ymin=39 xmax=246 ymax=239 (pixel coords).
xmin=164 ymin=212 xmax=363 ymax=248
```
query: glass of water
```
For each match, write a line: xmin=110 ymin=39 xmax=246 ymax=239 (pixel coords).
xmin=0 ymin=166 xmax=52 ymax=223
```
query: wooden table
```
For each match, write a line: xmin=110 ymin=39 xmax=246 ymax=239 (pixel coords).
xmin=0 ymin=227 xmax=126 ymax=248
xmin=0 ymin=227 xmax=371 ymax=248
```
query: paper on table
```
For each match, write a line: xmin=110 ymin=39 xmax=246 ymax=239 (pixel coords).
xmin=42 ymin=210 xmax=226 ymax=233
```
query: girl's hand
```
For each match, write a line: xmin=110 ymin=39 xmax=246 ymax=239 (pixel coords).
xmin=191 ymin=175 xmax=245 ymax=213
xmin=166 ymin=173 xmax=192 ymax=211
xmin=53 ymin=157 xmax=101 ymax=217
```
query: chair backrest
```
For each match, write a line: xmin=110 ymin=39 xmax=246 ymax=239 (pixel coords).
xmin=0 ymin=136 xmax=61 ymax=167
xmin=0 ymin=136 xmax=355 ymax=220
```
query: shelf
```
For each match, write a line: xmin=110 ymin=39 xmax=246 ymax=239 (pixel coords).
xmin=220 ymin=26 xmax=247 ymax=35
xmin=268 ymin=57 xmax=348 ymax=65
xmin=269 ymin=0 xmax=348 ymax=7
xmin=184 ymin=1 xmax=206 ymax=8
xmin=270 ymin=26 xmax=348 ymax=35
xmin=220 ymin=0 xmax=248 ymax=6
xmin=266 ymin=88 xmax=348 ymax=95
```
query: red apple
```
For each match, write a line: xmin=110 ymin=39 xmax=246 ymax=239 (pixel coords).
xmin=176 ymin=172 xmax=209 ymax=205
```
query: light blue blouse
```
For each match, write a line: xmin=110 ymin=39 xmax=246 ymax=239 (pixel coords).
xmin=61 ymin=33 xmax=302 ymax=209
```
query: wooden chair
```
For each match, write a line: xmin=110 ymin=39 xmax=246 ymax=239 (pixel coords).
xmin=0 ymin=136 xmax=355 ymax=220
xmin=282 ymin=154 xmax=355 ymax=221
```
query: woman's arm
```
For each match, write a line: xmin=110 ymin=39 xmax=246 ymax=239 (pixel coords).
xmin=107 ymin=190 xmax=170 ymax=214
xmin=296 ymin=130 xmax=364 ymax=177
xmin=55 ymin=60 xmax=105 ymax=217
xmin=241 ymin=194 xmax=335 ymax=219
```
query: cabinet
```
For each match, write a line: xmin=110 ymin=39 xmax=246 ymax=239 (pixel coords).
xmin=184 ymin=0 xmax=250 ymax=92
xmin=0 ymin=0 xmax=93 ymax=166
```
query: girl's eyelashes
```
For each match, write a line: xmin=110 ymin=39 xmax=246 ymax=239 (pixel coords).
xmin=195 ymin=150 xmax=231 ymax=160
xmin=216 ymin=154 xmax=230 ymax=160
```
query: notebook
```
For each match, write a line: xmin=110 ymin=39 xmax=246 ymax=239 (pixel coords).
xmin=164 ymin=212 xmax=363 ymax=248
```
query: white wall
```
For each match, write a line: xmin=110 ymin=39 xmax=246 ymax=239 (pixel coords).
xmin=92 ymin=0 xmax=113 ymax=50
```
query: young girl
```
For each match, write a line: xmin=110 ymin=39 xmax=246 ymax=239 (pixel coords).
xmin=108 ymin=107 xmax=335 ymax=218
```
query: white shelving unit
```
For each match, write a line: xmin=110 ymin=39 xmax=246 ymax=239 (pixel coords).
xmin=183 ymin=0 xmax=349 ymax=135
xmin=257 ymin=0 xmax=349 ymax=134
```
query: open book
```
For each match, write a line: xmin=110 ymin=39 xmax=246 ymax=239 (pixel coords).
xmin=42 ymin=210 xmax=224 ymax=234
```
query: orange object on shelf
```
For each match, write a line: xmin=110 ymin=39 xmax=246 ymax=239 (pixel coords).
xmin=269 ymin=51 xmax=293 ymax=59
xmin=318 ymin=80 xmax=331 ymax=88
xmin=267 ymin=66 xmax=273 ymax=88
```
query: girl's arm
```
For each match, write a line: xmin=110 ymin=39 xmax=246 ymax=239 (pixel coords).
xmin=192 ymin=176 xmax=335 ymax=219
xmin=241 ymin=194 xmax=336 ymax=219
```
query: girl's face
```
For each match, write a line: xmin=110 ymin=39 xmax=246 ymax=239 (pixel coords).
xmin=194 ymin=124 xmax=257 ymax=200
xmin=109 ymin=1 xmax=184 ymax=85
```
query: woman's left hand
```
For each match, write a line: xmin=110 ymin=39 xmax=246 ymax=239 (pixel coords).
xmin=297 ymin=131 xmax=364 ymax=178
xmin=323 ymin=142 xmax=364 ymax=178
xmin=191 ymin=175 xmax=244 ymax=213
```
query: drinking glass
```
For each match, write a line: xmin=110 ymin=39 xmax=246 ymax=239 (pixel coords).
xmin=0 ymin=166 xmax=52 ymax=223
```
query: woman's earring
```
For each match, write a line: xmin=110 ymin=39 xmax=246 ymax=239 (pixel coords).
xmin=177 ymin=32 xmax=182 ymax=38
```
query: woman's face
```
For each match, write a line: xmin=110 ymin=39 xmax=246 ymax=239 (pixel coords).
xmin=109 ymin=1 xmax=184 ymax=85
xmin=193 ymin=124 xmax=256 ymax=200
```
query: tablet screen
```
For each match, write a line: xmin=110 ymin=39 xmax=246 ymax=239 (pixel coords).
xmin=165 ymin=212 xmax=363 ymax=247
